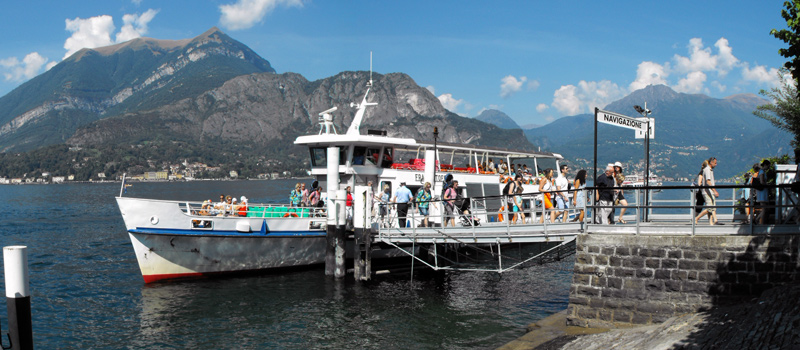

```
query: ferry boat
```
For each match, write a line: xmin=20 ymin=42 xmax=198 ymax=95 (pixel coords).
xmin=115 ymin=78 xmax=566 ymax=283
xmin=622 ymin=173 xmax=662 ymax=188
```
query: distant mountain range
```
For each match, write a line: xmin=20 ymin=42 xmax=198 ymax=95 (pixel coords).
xmin=523 ymin=85 xmax=792 ymax=179
xmin=475 ymin=109 xmax=520 ymax=129
xmin=0 ymin=27 xmax=532 ymax=179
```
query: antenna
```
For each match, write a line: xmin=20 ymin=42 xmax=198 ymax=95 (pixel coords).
xmin=369 ymin=51 xmax=373 ymax=87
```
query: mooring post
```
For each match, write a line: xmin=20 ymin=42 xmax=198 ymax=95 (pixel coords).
xmin=4 ymin=246 xmax=33 ymax=350
xmin=325 ymin=146 xmax=340 ymax=277
xmin=353 ymin=186 xmax=373 ymax=281
xmin=334 ymin=189 xmax=347 ymax=279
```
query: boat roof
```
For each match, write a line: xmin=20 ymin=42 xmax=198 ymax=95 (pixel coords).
xmin=294 ymin=133 xmax=562 ymax=159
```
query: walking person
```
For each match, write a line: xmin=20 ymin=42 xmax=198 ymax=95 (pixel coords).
xmin=553 ymin=164 xmax=570 ymax=222
xmin=290 ymin=183 xmax=302 ymax=207
xmin=613 ymin=162 xmax=629 ymax=224
xmin=379 ymin=185 xmax=391 ymax=227
xmin=571 ymin=169 xmax=587 ymax=222
xmin=695 ymin=157 xmax=720 ymax=225
xmin=444 ymin=180 xmax=459 ymax=227
xmin=595 ymin=164 xmax=615 ymax=224
xmin=415 ymin=182 xmax=435 ymax=227
xmin=537 ymin=169 xmax=555 ymax=223
xmin=393 ymin=182 xmax=413 ymax=228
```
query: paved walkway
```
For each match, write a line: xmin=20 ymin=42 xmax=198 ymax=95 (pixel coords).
xmin=499 ymin=284 xmax=800 ymax=350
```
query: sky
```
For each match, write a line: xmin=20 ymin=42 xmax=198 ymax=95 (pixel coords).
xmin=0 ymin=1 xmax=791 ymax=127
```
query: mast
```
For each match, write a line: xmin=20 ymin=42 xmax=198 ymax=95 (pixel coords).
xmin=345 ymin=52 xmax=378 ymax=136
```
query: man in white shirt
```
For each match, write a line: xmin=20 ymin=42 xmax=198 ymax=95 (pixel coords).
xmin=553 ymin=164 xmax=570 ymax=222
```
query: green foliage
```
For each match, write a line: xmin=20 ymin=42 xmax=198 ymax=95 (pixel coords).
xmin=772 ymin=0 xmax=800 ymax=89
xmin=754 ymin=72 xmax=800 ymax=148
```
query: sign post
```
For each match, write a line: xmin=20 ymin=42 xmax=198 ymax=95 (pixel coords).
xmin=594 ymin=107 xmax=655 ymax=223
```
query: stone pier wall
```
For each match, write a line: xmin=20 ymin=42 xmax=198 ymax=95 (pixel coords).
xmin=567 ymin=233 xmax=800 ymax=328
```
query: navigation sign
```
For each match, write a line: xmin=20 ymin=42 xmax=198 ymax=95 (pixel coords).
xmin=596 ymin=109 xmax=645 ymax=131
xmin=634 ymin=117 xmax=655 ymax=139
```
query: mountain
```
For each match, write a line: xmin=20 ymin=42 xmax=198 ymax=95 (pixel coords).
xmin=521 ymin=123 xmax=542 ymax=129
xmin=0 ymin=28 xmax=533 ymax=180
xmin=66 ymin=71 xmax=531 ymax=150
xmin=0 ymin=27 xmax=275 ymax=152
xmin=475 ymin=109 xmax=520 ymax=129
xmin=525 ymin=85 xmax=792 ymax=179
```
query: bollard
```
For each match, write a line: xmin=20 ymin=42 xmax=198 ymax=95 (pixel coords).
xmin=4 ymin=246 xmax=32 ymax=350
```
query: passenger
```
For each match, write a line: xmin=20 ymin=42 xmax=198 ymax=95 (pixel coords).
xmin=505 ymin=173 xmax=522 ymax=222
xmin=595 ymin=164 xmax=615 ymax=225
xmin=238 ymin=196 xmax=248 ymax=217
xmin=229 ymin=197 xmax=237 ymax=216
xmin=219 ymin=195 xmax=232 ymax=216
xmin=379 ymin=185 xmax=391 ymax=226
xmin=309 ymin=186 xmax=320 ymax=208
xmin=488 ymin=158 xmax=496 ymax=173
xmin=290 ymin=183 xmax=301 ymax=207
xmin=443 ymin=180 xmax=459 ymax=227
xmin=498 ymin=159 xmax=508 ymax=174
xmin=512 ymin=185 xmax=525 ymax=224
xmin=694 ymin=160 xmax=710 ymax=222
xmin=571 ymin=170 xmax=587 ymax=222
xmin=393 ymin=182 xmax=413 ymax=228
xmin=538 ymin=169 xmax=555 ymax=223
xmin=300 ymin=183 xmax=310 ymax=207
xmin=553 ymin=164 xmax=570 ymax=222
xmin=346 ymin=186 xmax=353 ymax=223
xmin=214 ymin=194 xmax=226 ymax=214
xmin=200 ymin=200 xmax=212 ymax=216
xmin=415 ymin=182 xmax=435 ymax=227
xmin=756 ymin=159 xmax=770 ymax=224
xmin=741 ymin=169 xmax=755 ymax=224
xmin=613 ymin=162 xmax=629 ymax=224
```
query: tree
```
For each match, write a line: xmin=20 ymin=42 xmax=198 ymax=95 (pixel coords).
xmin=772 ymin=0 xmax=800 ymax=91
xmin=754 ymin=70 xmax=800 ymax=147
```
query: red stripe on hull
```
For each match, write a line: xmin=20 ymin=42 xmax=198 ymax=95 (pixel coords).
xmin=143 ymin=272 xmax=204 ymax=284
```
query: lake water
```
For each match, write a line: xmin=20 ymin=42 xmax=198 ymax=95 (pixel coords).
xmin=0 ymin=180 xmax=574 ymax=349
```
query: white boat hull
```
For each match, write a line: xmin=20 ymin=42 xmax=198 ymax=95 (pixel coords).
xmin=117 ymin=197 xmax=327 ymax=283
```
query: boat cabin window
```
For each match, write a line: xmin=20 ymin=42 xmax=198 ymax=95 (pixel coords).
xmin=380 ymin=147 xmax=394 ymax=168
xmin=309 ymin=147 xmax=347 ymax=167
xmin=353 ymin=146 xmax=379 ymax=166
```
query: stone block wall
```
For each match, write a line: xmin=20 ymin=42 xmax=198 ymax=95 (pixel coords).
xmin=567 ymin=234 xmax=800 ymax=328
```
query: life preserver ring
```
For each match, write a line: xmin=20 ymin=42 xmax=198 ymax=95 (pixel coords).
xmin=283 ymin=212 xmax=299 ymax=218
xmin=500 ymin=176 xmax=509 ymax=183
xmin=498 ymin=206 xmax=505 ymax=222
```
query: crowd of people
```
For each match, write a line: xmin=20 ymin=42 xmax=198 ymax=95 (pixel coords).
xmin=198 ymin=194 xmax=249 ymax=217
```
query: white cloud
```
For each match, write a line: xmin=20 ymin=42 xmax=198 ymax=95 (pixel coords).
xmin=62 ymin=10 xmax=159 ymax=60
xmin=438 ymin=93 xmax=464 ymax=111
xmin=674 ymin=71 xmax=707 ymax=94
xmin=630 ymin=61 xmax=669 ymax=91
xmin=714 ymin=38 xmax=739 ymax=77
xmin=527 ymin=79 xmax=540 ymax=91
xmin=552 ymin=80 xmax=625 ymax=116
xmin=116 ymin=9 xmax=159 ymax=43
xmin=425 ymin=85 xmax=435 ymax=95
xmin=673 ymin=38 xmax=717 ymax=73
xmin=552 ymin=85 xmax=581 ymax=116
xmin=742 ymin=64 xmax=782 ymax=87
xmin=0 ymin=52 xmax=49 ymax=82
xmin=219 ymin=0 xmax=303 ymax=31
xmin=63 ymin=15 xmax=115 ymax=59
xmin=500 ymin=75 xmax=527 ymax=98
xmin=536 ymin=103 xmax=549 ymax=113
